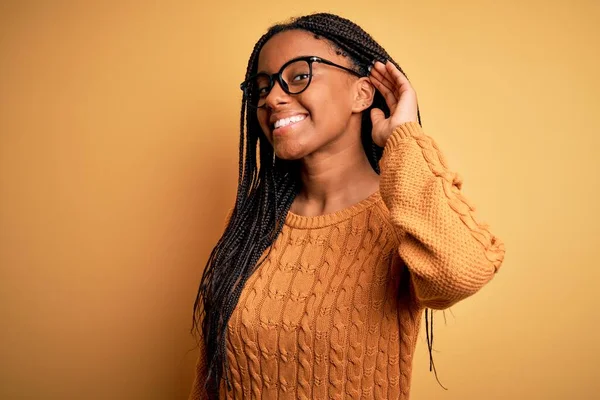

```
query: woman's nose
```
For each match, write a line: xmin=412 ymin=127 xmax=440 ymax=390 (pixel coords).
xmin=264 ymin=79 xmax=291 ymax=108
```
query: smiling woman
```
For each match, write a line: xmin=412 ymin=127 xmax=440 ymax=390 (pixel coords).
xmin=189 ymin=12 xmax=505 ymax=400
xmin=252 ymin=36 xmax=374 ymax=162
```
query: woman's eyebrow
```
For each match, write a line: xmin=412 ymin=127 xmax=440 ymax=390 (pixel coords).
xmin=256 ymin=55 xmax=315 ymax=74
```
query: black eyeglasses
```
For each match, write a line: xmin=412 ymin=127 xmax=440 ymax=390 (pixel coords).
xmin=240 ymin=55 xmax=365 ymax=109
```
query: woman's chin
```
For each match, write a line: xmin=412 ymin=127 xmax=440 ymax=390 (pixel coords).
xmin=274 ymin=143 xmax=309 ymax=161
xmin=274 ymin=150 xmax=305 ymax=161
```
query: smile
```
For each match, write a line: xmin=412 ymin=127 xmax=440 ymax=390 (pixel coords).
xmin=273 ymin=115 xmax=307 ymax=129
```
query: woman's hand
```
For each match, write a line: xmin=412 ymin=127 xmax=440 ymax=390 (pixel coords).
xmin=368 ymin=60 xmax=419 ymax=147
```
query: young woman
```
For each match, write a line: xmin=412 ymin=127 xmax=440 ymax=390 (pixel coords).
xmin=189 ymin=12 xmax=505 ymax=400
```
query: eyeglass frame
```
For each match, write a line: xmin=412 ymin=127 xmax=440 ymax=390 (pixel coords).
xmin=240 ymin=55 xmax=366 ymax=109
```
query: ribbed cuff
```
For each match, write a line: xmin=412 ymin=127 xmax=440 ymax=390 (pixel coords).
xmin=382 ymin=122 xmax=424 ymax=153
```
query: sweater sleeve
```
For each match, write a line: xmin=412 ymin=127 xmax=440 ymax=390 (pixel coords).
xmin=378 ymin=122 xmax=505 ymax=310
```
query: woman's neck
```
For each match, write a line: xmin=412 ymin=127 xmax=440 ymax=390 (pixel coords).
xmin=290 ymin=139 xmax=380 ymax=217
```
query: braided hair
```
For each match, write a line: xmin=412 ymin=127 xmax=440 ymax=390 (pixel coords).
xmin=192 ymin=12 xmax=439 ymax=396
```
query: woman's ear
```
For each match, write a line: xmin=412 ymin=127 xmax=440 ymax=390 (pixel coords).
xmin=351 ymin=77 xmax=376 ymax=113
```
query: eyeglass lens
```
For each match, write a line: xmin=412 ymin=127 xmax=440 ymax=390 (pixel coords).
xmin=248 ymin=59 xmax=311 ymax=107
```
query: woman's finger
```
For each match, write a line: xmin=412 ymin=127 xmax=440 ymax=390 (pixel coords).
xmin=369 ymin=73 xmax=398 ymax=111
xmin=371 ymin=61 xmax=396 ymax=93
xmin=369 ymin=67 xmax=394 ymax=96
xmin=385 ymin=61 xmax=413 ymax=93
xmin=369 ymin=66 xmax=398 ymax=109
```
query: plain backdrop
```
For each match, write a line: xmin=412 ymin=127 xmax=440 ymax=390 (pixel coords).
xmin=1 ymin=0 xmax=599 ymax=399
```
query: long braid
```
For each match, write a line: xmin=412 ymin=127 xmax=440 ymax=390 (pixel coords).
xmin=192 ymin=12 xmax=433 ymax=397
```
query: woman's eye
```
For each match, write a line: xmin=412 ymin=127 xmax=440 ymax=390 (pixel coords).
xmin=293 ymin=74 xmax=310 ymax=82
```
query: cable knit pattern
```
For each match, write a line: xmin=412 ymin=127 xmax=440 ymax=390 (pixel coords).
xmin=189 ymin=122 xmax=505 ymax=399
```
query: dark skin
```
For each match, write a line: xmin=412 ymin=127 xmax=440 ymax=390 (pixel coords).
xmin=256 ymin=29 xmax=418 ymax=217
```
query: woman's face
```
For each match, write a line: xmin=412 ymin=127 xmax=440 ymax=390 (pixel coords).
xmin=255 ymin=29 xmax=368 ymax=160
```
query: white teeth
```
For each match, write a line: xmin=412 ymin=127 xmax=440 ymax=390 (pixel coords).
xmin=274 ymin=115 xmax=306 ymax=129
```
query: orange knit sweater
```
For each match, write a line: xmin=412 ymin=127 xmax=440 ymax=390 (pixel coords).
xmin=189 ymin=122 xmax=505 ymax=399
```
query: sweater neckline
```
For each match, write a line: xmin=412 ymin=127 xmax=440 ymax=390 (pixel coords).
xmin=284 ymin=190 xmax=382 ymax=229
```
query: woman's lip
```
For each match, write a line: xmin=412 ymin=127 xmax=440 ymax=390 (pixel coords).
xmin=272 ymin=116 xmax=308 ymax=136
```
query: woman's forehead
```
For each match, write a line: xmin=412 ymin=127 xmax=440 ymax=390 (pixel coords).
xmin=257 ymin=30 xmax=340 ymax=73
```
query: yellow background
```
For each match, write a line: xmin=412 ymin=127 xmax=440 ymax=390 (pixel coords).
xmin=1 ymin=0 xmax=599 ymax=399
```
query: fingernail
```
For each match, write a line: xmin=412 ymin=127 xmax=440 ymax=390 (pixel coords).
xmin=367 ymin=64 xmax=373 ymax=73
